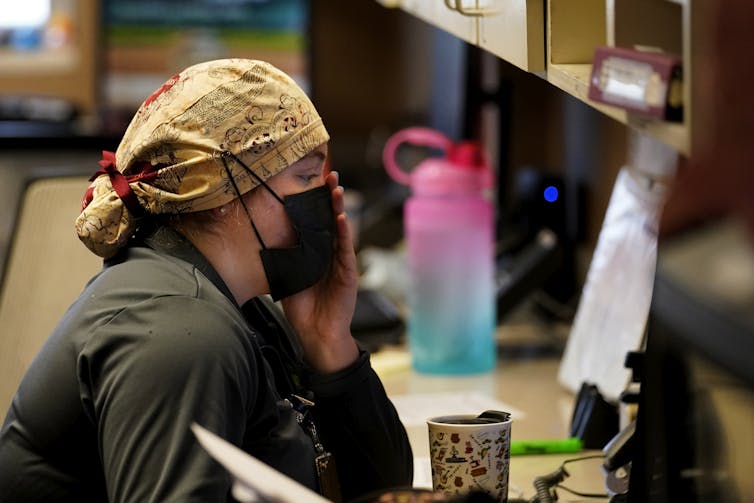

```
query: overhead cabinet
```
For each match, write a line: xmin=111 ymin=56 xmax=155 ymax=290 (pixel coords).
xmin=478 ymin=0 xmax=545 ymax=74
xmin=400 ymin=0 xmax=477 ymax=46
xmin=378 ymin=0 xmax=692 ymax=155
xmin=390 ymin=0 xmax=545 ymax=73
xmin=547 ymin=0 xmax=689 ymax=153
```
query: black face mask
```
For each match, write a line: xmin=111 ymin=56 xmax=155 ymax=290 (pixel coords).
xmin=221 ymin=151 xmax=335 ymax=301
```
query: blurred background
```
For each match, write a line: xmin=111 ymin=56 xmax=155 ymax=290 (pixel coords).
xmin=0 ymin=0 xmax=631 ymax=319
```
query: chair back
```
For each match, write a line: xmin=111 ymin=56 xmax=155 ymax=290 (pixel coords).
xmin=0 ymin=176 xmax=101 ymax=414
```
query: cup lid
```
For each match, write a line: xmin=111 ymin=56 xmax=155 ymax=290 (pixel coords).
xmin=427 ymin=411 xmax=512 ymax=425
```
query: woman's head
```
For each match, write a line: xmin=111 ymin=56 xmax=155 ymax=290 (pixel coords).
xmin=76 ymin=59 xmax=329 ymax=258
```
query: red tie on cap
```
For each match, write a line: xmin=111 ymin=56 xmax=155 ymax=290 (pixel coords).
xmin=81 ymin=151 xmax=145 ymax=218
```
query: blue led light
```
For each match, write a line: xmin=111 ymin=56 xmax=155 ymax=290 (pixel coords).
xmin=544 ymin=185 xmax=559 ymax=203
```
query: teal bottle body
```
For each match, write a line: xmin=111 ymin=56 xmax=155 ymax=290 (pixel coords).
xmin=404 ymin=194 xmax=496 ymax=374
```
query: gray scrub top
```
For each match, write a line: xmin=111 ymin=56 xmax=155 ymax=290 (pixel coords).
xmin=0 ymin=225 xmax=412 ymax=502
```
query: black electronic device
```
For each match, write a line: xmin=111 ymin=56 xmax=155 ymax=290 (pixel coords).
xmin=569 ymin=382 xmax=620 ymax=450
xmin=494 ymin=168 xmax=580 ymax=323
xmin=495 ymin=228 xmax=563 ymax=321
xmin=629 ymin=220 xmax=754 ymax=503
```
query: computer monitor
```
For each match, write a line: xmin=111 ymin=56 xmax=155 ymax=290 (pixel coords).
xmin=0 ymin=0 xmax=100 ymax=124
xmin=0 ymin=0 xmax=50 ymax=30
xmin=630 ymin=220 xmax=754 ymax=503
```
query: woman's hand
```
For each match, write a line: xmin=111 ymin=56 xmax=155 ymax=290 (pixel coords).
xmin=281 ymin=171 xmax=360 ymax=373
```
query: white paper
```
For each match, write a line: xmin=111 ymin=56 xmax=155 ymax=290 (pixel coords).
xmin=191 ymin=423 xmax=329 ymax=503
xmin=413 ymin=456 xmax=433 ymax=489
xmin=389 ymin=391 xmax=525 ymax=426
xmin=558 ymin=166 xmax=669 ymax=402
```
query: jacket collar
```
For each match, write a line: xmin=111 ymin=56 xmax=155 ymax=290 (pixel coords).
xmin=138 ymin=224 xmax=239 ymax=308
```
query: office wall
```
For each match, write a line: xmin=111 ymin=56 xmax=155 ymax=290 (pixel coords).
xmin=310 ymin=0 xmax=626 ymax=250
xmin=309 ymin=0 xmax=434 ymax=185
xmin=0 ymin=0 xmax=628 ymax=271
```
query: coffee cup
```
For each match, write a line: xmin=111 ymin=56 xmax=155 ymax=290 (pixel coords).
xmin=427 ymin=411 xmax=511 ymax=502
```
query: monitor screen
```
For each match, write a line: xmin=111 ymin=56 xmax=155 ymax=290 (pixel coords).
xmin=630 ymin=220 xmax=754 ymax=503
xmin=0 ymin=0 xmax=50 ymax=29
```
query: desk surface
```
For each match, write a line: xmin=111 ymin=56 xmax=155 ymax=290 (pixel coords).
xmin=374 ymin=348 xmax=610 ymax=501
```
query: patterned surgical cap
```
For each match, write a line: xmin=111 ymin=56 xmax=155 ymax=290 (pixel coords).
xmin=76 ymin=58 xmax=329 ymax=258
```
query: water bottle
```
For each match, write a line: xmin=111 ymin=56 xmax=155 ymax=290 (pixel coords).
xmin=383 ymin=127 xmax=496 ymax=374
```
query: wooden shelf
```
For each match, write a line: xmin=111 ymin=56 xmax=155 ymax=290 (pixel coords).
xmin=378 ymin=0 xmax=691 ymax=155
xmin=547 ymin=0 xmax=691 ymax=155
xmin=547 ymin=63 xmax=689 ymax=154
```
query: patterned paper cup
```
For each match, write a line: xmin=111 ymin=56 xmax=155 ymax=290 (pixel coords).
xmin=427 ymin=411 xmax=512 ymax=503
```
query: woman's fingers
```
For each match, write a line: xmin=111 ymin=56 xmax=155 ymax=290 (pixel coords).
xmin=332 ymin=186 xmax=346 ymax=215
xmin=335 ymin=213 xmax=353 ymax=258
xmin=326 ymin=171 xmax=346 ymax=216
xmin=326 ymin=170 xmax=339 ymax=190
xmin=324 ymin=170 xmax=353 ymax=263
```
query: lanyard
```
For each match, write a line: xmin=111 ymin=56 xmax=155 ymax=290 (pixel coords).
xmin=289 ymin=394 xmax=342 ymax=503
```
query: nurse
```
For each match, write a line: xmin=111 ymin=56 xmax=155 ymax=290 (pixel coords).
xmin=0 ymin=59 xmax=412 ymax=502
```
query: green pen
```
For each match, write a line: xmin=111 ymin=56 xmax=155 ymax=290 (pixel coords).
xmin=509 ymin=437 xmax=583 ymax=456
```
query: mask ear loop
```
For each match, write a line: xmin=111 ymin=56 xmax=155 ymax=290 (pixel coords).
xmin=221 ymin=150 xmax=285 ymax=204
xmin=220 ymin=152 xmax=268 ymax=250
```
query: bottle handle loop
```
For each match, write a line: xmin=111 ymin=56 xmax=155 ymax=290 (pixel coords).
xmin=382 ymin=127 xmax=453 ymax=186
